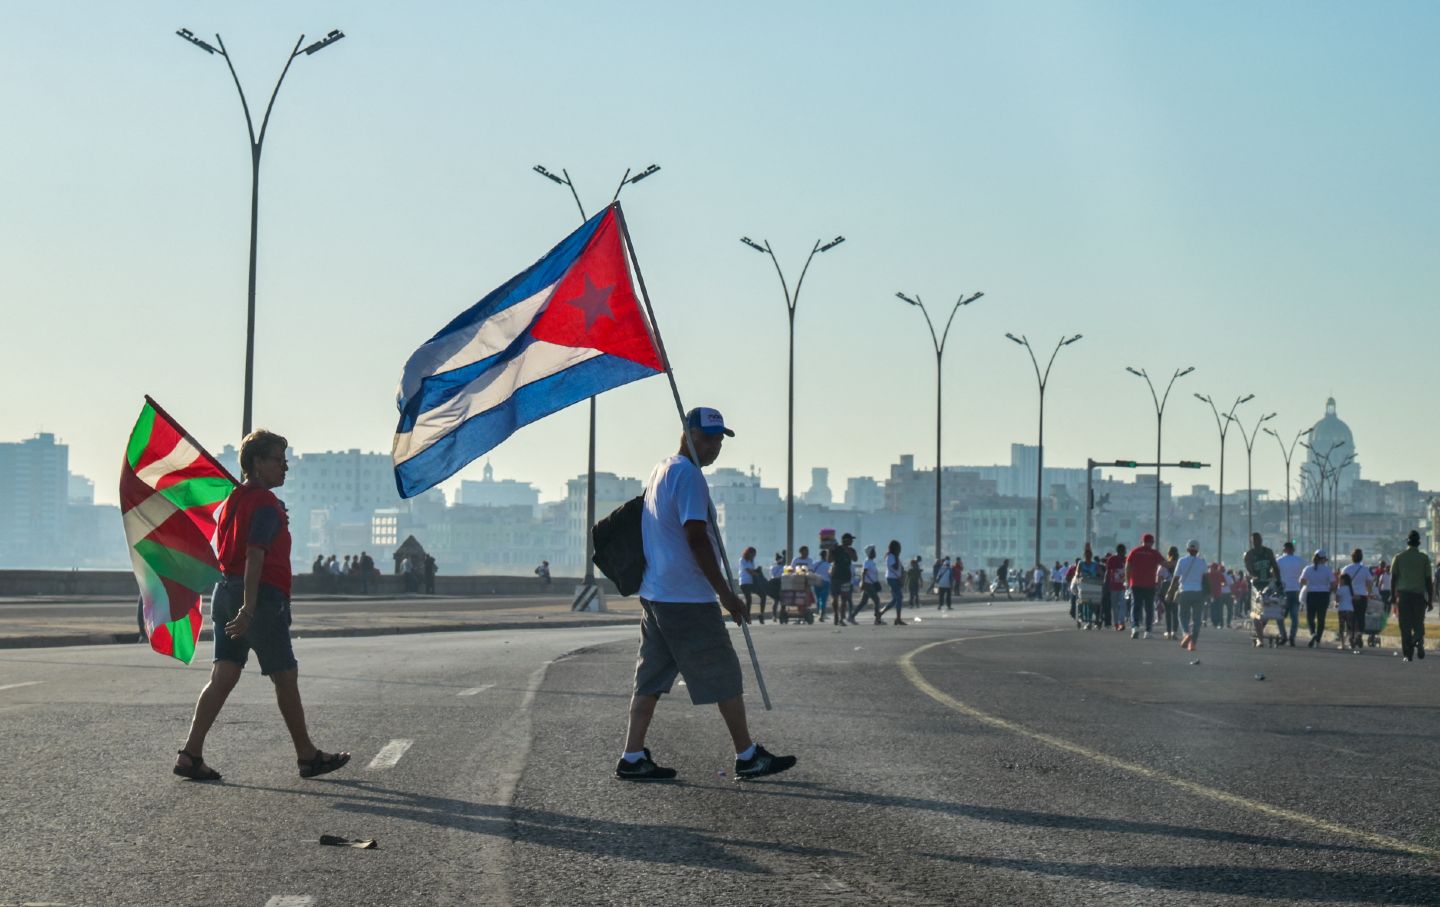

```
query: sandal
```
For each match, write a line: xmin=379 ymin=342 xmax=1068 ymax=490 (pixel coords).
xmin=298 ymin=749 xmax=351 ymax=779
xmin=173 ymin=749 xmax=222 ymax=782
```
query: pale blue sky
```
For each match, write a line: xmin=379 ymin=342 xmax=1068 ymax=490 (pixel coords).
xmin=3 ymin=1 xmax=1437 ymax=506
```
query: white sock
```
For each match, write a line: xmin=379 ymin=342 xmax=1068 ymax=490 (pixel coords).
xmin=621 ymin=750 xmax=646 ymax=763
xmin=736 ymin=743 xmax=757 ymax=761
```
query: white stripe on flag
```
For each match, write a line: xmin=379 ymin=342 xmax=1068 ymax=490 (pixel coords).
xmin=134 ymin=434 xmax=205 ymax=487
xmin=394 ymin=340 xmax=603 ymax=465
xmin=122 ymin=490 xmax=180 ymax=542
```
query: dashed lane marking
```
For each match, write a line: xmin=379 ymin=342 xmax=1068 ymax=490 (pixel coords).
xmin=263 ymin=897 xmax=315 ymax=907
xmin=366 ymin=738 xmax=413 ymax=770
xmin=0 ymin=681 xmax=41 ymax=693
xmin=899 ymin=629 xmax=1440 ymax=860
xmin=458 ymin=684 xmax=496 ymax=697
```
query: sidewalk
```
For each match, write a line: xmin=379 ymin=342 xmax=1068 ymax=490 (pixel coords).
xmin=0 ymin=594 xmax=645 ymax=650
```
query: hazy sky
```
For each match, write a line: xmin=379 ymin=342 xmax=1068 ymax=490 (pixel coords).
xmin=4 ymin=1 xmax=1437 ymax=507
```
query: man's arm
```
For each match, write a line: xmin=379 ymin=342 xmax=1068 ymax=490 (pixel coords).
xmin=684 ymin=520 xmax=746 ymax=625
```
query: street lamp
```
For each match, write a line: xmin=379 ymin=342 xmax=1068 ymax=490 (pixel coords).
xmin=1125 ymin=365 xmax=1195 ymax=547
xmin=177 ymin=26 xmax=346 ymax=436
xmin=534 ymin=163 xmax=661 ymax=606
xmin=1235 ymin=412 xmax=1277 ymax=543
xmin=1007 ymin=333 xmax=1082 ymax=572
xmin=741 ymin=232 xmax=846 ymax=562
xmin=1262 ymin=425 xmax=1312 ymax=544
xmin=1301 ymin=439 xmax=1342 ymax=554
xmin=1196 ymin=392 xmax=1254 ymax=565
xmin=898 ymin=291 xmax=983 ymax=562
xmin=1330 ymin=453 xmax=1355 ymax=555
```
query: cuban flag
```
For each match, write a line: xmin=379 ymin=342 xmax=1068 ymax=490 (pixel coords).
xmin=393 ymin=205 xmax=663 ymax=498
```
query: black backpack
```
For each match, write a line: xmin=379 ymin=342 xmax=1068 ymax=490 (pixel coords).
xmin=592 ymin=495 xmax=646 ymax=596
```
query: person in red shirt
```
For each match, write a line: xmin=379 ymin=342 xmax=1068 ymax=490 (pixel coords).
xmin=173 ymin=429 xmax=350 ymax=783
xmin=1103 ymin=544 xmax=1128 ymax=631
xmin=1125 ymin=533 xmax=1166 ymax=639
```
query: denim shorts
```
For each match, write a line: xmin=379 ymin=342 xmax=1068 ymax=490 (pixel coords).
xmin=211 ymin=578 xmax=297 ymax=676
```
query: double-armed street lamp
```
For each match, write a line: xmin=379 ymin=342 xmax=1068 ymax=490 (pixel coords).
xmin=898 ymin=291 xmax=984 ymax=561
xmin=1007 ymin=333 xmax=1083 ymax=571
xmin=1125 ymin=365 xmax=1195 ymax=547
xmin=1235 ymin=411 xmax=1277 ymax=543
xmin=1196 ymin=392 xmax=1254 ymax=565
xmin=1301 ymin=439 xmax=1343 ymax=554
xmin=1262 ymin=425 xmax=1312 ymax=545
xmin=177 ymin=27 xmax=346 ymax=436
xmin=533 ymin=163 xmax=661 ymax=607
xmin=740 ymin=233 xmax=846 ymax=562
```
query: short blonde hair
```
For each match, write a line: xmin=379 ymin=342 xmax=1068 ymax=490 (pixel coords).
xmin=238 ymin=429 xmax=288 ymax=481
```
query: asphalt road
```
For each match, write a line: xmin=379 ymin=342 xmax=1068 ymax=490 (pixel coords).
xmin=3 ymin=600 xmax=1438 ymax=906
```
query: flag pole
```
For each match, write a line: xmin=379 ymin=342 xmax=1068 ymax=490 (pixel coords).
xmin=143 ymin=395 xmax=241 ymax=485
xmin=612 ymin=201 xmax=772 ymax=711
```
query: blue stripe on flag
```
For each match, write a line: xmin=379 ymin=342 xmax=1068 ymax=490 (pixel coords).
xmin=395 ymin=333 xmax=544 ymax=434
xmin=394 ymin=353 xmax=657 ymax=498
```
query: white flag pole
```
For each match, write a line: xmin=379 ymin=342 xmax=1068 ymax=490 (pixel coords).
xmin=613 ymin=201 xmax=772 ymax=711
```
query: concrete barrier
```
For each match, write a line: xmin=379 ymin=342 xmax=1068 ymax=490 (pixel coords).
xmin=0 ymin=569 xmax=617 ymax=598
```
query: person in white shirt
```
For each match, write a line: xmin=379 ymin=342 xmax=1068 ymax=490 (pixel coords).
xmin=1340 ymin=549 xmax=1373 ymax=649
xmin=935 ymin=557 xmax=953 ymax=611
xmin=1032 ymin=565 xmax=1047 ymax=600
xmin=1334 ymin=572 xmax=1356 ymax=651
xmin=1299 ymin=549 xmax=1336 ymax=648
xmin=1275 ymin=541 xmax=1306 ymax=647
xmin=879 ymin=540 xmax=906 ymax=625
xmin=617 ymin=406 xmax=795 ymax=782
xmin=791 ymin=546 xmax=814 ymax=571
xmin=812 ymin=549 xmax=832 ymax=622
xmin=737 ymin=546 xmax=767 ymax=624
xmin=1168 ymin=540 xmax=1209 ymax=652
xmin=855 ymin=546 xmax=882 ymax=623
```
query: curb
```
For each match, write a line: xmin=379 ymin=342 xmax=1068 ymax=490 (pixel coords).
xmin=0 ymin=615 xmax=639 ymax=650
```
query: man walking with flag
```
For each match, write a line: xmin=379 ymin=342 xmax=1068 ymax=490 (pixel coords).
xmin=174 ymin=430 xmax=349 ymax=781
xmin=616 ymin=408 xmax=797 ymax=782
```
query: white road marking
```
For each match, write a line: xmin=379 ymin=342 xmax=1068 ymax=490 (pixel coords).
xmin=366 ymin=738 xmax=413 ymax=770
xmin=458 ymin=684 xmax=495 ymax=697
xmin=0 ymin=681 xmax=41 ymax=693
xmin=264 ymin=897 xmax=315 ymax=907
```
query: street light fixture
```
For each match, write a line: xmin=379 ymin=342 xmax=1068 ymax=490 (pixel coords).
xmin=1008 ymin=333 xmax=1082 ymax=572
xmin=741 ymin=232 xmax=846 ymax=562
xmin=1126 ymin=365 xmax=1195 ymax=547
xmin=898 ymin=290 xmax=983 ymax=562
xmin=177 ymin=26 xmax=346 ymax=436
xmin=534 ymin=162 xmax=661 ymax=608
xmin=1262 ymin=425 xmax=1312 ymax=545
xmin=1301 ymin=439 xmax=1343 ymax=554
xmin=1196 ymin=392 xmax=1253 ymax=565
xmin=1235 ymin=412 xmax=1277 ymax=543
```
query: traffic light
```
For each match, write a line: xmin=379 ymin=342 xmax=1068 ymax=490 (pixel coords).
xmin=1112 ymin=460 xmax=1137 ymax=468
xmin=1178 ymin=460 xmax=1202 ymax=469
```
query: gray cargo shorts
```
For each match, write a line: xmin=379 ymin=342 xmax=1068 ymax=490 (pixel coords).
xmin=633 ymin=599 xmax=744 ymax=705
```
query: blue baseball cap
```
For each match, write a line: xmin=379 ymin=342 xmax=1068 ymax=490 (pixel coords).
xmin=686 ymin=407 xmax=735 ymax=437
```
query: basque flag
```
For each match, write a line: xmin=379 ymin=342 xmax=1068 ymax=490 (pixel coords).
xmin=392 ymin=205 xmax=663 ymax=498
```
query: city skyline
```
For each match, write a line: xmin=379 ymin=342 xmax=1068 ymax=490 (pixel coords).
xmin=5 ymin=4 xmax=1439 ymax=512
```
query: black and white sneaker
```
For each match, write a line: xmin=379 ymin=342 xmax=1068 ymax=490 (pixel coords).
xmin=615 ymin=748 xmax=678 ymax=781
xmin=734 ymin=744 xmax=797 ymax=781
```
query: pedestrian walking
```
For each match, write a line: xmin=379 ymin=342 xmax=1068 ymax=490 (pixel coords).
xmin=173 ymin=429 xmax=350 ymax=783
xmin=906 ymin=556 xmax=922 ymax=611
xmin=1158 ymin=546 xmax=1179 ymax=639
xmin=1390 ymin=530 xmax=1434 ymax=662
xmin=738 ymin=547 xmax=767 ymax=624
xmin=880 ymin=540 xmax=906 ymax=624
xmin=616 ymin=407 xmax=796 ymax=781
xmin=1300 ymin=549 xmax=1336 ymax=648
xmin=830 ymin=533 xmax=858 ymax=627
xmin=534 ymin=560 xmax=551 ymax=589
xmin=423 ymin=553 xmax=437 ymax=595
xmin=1071 ymin=545 xmax=1104 ymax=629
xmin=856 ymin=546 xmax=882 ymax=624
xmin=1276 ymin=541 xmax=1305 ymax=646
xmin=1103 ymin=544 xmax=1127 ymax=630
xmin=1169 ymin=539 xmax=1208 ymax=652
xmin=1334 ymin=572 xmax=1356 ymax=650
xmin=996 ymin=558 xmax=1013 ymax=599
xmin=812 ymin=549 xmax=832 ymax=622
xmin=1124 ymin=534 xmax=1165 ymax=639
xmin=1341 ymin=549 xmax=1372 ymax=650
xmin=935 ymin=556 xmax=953 ymax=610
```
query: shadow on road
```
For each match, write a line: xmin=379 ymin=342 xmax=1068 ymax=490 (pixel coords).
xmin=226 ymin=779 xmax=854 ymax=873
xmin=717 ymin=781 xmax=1415 ymax=859
xmin=921 ymin=853 xmax=1440 ymax=903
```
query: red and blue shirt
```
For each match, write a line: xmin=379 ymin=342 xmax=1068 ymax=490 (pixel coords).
xmin=214 ymin=483 xmax=292 ymax=596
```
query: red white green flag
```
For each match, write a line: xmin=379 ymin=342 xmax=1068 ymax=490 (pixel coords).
xmin=120 ymin=397 xmax=237 ymax=664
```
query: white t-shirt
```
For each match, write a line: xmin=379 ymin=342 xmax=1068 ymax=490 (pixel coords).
xmin=1276 ymin=554 xmax=1305 ymax=592
xmin=738 ymin=557 xmax=762 ymax=586
xmin=639 ymin=455 xmax=719 ymax=602
xmin=1335 ymin=583 xmax=1353 ymax=610
xmin=1173 ymin=554 xmax=1207 ymax=592
xmin=862 ymin=558 xmax=879 ymax=584
xmin=791 ymin=555 xmax=814 ymax=571
xmin=1341 ymin=563 xmax=1372 ymax=597
xmin=1299 ymin=563 xmax=1335 ymax=593
xmin=885 ymin=552 xmax=901 ymax=580
xmin=1378 ymin=569 xmax=1392 ymax=592
xmin=813 ymin=560 xmax=831 ymax=582
xmin=768 ymin=562 xmax=784 ymax=579
xmin=1033 ymin=568 xmax=1046 ymax=584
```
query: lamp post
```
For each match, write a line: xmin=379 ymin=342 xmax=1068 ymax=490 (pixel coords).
xmin=1007 ymin=333 xmax=1082 ymax=572
xmin=1262 ymin=426 xmax=1312 ymax=544
xmin=898 ymin=291 xmax=983 ymax=561
xmin=1235 ymin=412 xmax=1277 ymax=542
xmin=740 ymin=233 xmax=846 ymax=562
xmin=1301 ymin=440 xmax=1342 ymax=554
xmin=177 ymin=27 xmax=346 ymax=436
xmin=534 ymin=163 xmax=660 ymax=603
xmin=1330 ymin=453 xmax=1354 ymax=556
xmin=1196 ymin=392 xmax=1253 ymax=565
xmin=1125 ymin=365 xmax=1195 ymax=547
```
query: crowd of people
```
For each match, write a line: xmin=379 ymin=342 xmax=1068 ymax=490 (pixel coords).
xmin=1059 ymin=531 xmax=1435 ymax=661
